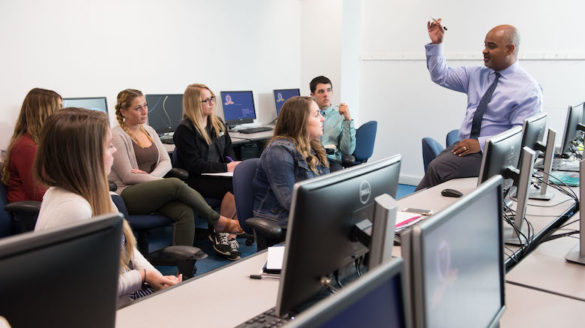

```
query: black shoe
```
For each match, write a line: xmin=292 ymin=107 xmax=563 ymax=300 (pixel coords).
xmin=228 ymin=237 xmax=241 ymax=260
xmin=209 ymin=230 xmax=240 ymax=261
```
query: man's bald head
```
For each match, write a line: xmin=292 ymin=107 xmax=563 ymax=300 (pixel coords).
xmin=483 ymin=25 xmax=519 ymax=71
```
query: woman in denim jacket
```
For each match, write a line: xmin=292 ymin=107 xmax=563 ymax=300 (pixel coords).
xmin=252 ymin=96 xmax=330 ymax=227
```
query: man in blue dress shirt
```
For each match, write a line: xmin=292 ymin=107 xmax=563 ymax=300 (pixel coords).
xmin=310 ymin=75 xmax=356 ymax=172
xmin=416 ymin=21 xmax=543 ymax=190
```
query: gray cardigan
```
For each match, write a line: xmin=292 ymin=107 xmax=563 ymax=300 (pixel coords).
xmin=108 ymin=125 xmax=172 ymax=194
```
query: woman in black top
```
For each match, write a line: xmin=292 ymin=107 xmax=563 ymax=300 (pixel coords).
xmin=173 ymin=83 xmax=241 ymax=220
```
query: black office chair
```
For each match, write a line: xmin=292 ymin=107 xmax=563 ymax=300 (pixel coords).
xmin=233 ymin=158 xmax=285 ymax=251
xmin=0 ymin=173 xmax=41 ymax=236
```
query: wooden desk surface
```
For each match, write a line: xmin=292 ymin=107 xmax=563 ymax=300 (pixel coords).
xmin=501 ymin=283 xmax=585 ymax=326
xmin=116 ymin=252 xmax=276 ymax=328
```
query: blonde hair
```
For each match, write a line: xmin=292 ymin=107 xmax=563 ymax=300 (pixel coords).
xmin=1 ymin=88 xmax=62 ymax=184
xmin=115 ymin=88 xmax=153 ymax=147
xmin=34 ymin=107 xmax=136 ymax=270
xmin=271 ymin=96 xmax=328 ymax=172
xmin=183 ymin=83 xmax=225 ymax=145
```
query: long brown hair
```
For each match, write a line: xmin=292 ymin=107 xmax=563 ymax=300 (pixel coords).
xmin=183 ymin=83 xmax=225 ymax=145
xmin=34 ymin=108 xmax=136 ymax=269
xmin=1 ymin=88 xmax=62 ymax=184
xmin=271 ymin=96 xmax=328 ymax=172
xmin=115 ymin=88 xmax=153 ymax=146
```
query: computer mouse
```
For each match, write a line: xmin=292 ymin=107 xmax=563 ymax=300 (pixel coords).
xmin=441 ymin=188 xmax=463 ymax=198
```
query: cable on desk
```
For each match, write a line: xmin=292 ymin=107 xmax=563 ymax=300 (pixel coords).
xmin=527 ymin=198 xmax=574 ymax=208
xmin=540 ymin=230 xmax=580 ymax=243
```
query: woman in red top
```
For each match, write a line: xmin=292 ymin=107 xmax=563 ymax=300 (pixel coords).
xmin=1 ymin=88 xmax=62 ymax=202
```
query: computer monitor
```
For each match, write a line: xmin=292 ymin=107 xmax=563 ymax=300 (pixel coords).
xmin=477 ymin=126 xmax=523 ymax=190
xmin=559 ymin=103 xmax=585 ymax=156
xmin=565 ymin=159 xmax=585 ymax=265
xmin=63 ymin=97 xmax=108 ymax=113
xmin=520 ymin=113 xmax=556 ymax=200
xmin=287 ymin=258 xmax=411 ymax=328
xmin=273 ymin=89 xmax=300 ymax=116
xmin=220 ymin=90 xmax=256 ymax=128
xmin=478 ymin=127 xmax=535 ymax=245
xmin=145 ymin=94 xmax=183 ymax=136
xmin=406 ymin=175 xmax=505 ymax=328
xmin=275 ymin=155 xmax=402 ymax=317
xmin=0 ymin=214 xmax=122 ymax=328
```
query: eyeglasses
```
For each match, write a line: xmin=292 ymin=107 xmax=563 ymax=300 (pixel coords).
xmin=201 ymin=96 xmax=216 ymax=104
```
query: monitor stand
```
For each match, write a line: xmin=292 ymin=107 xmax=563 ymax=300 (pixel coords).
xmin=503 ymin=223 xmax=528 ymax=246
xmin=565 ymin=159 xmax=585 ymax=265
xmin=529 ymin=129 xmax=557 ymax=200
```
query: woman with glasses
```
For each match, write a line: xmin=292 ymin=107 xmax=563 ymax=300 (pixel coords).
xmin=173 ymin=84 xmax=241 ymax=250
xmin=109 ymin=89 xmax=243 ymax=260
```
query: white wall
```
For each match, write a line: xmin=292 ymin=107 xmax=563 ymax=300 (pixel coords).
xmin=0 ymin=0 xmax=302 ymax=149
xmin=360 ymin=0 xmax=585 ymax=184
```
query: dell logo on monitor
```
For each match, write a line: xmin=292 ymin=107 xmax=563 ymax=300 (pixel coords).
xmin=359 ymin=180 xmax=372 ymax=204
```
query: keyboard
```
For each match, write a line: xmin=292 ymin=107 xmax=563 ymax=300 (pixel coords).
xmin=235 ymin=307 xmax=290 ymax=328
xmin=159 ymin=134 xmax=174 ymax=144
xmin=237 ymin=126 xmax=273 ymax=134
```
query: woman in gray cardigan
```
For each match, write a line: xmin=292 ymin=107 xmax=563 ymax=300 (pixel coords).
xmin=108 ymin=89 xmax=242 ymax=258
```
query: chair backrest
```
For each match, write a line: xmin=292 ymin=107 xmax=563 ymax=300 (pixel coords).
xmin=0 ymin=180 xmax=13 ymax=238
xmin=422 ymin=137 xmax=444 ymax=173
xmin=232 ymin=158 xmax=260 ymax=234
xmin=446 ymin=129 xmax=460 ymax=148
xmin=353 ymin=121 xmax=378 ymax=163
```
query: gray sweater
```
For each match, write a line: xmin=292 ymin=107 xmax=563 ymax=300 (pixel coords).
xmin=108 ymin=125 xmax=172 ymax=194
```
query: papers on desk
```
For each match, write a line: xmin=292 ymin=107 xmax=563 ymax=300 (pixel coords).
xmin=202 ymin=172 xmax=233 ymax=177
xmin=264 ymin=246 xmax=285 ymax=274
xmin=395 ymin=212 xmax=424 ymax=232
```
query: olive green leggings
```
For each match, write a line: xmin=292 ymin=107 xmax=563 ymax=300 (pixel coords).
xmin=121 ymin=178 xmax=219 ymax=246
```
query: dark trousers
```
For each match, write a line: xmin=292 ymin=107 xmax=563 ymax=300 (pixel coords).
xmin=416 ymin=146 xmax=483 ymax=191
xmin=188 ymin=176 xmax=233 ymax=199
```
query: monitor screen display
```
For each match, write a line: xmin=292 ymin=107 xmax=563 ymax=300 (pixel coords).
xmin=288 ymin=258 xmax=410 ymax=328
xmin=145 ymin=94 xmax=183 ymax=135
xmin=63 ymin=97 xmax=108 ymax=113
xmin=273 ymin=89 xmax=300 ymax=116
xmin=220 ymin=91 xmax=256 ymax=125
xmin=412 ymin=176 xmax=505 ymax=328
xmin=276 ymin=155 xmax=402 ymax=317
xmin=0 ymin=214 xmax=122 ymax=327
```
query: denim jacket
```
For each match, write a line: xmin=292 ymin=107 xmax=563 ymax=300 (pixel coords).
xmin=252 ymin=139 xmax=329 ymax=227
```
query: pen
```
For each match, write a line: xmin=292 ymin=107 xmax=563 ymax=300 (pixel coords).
xmin=395 ymin=215 xmax=423 ymax=228
xmin=430 ymin=17 xmax=448 ymax=31
xmin=249 ymin=273 xmax=280 ymax=280
xmin=225 ymin=156 xmax=234 ymax=162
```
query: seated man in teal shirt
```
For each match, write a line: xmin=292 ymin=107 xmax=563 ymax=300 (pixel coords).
xmin=310 ymin=75 xmax=356 ymax=171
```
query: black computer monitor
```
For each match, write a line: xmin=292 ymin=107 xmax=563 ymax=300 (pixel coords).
xmin=559 ymin=103 xmax=585 ymax=156
xmin=273 ymin=89 xmax=300 ymax=116
xmin=0 ymin=214 xmax=123 ymax=328
xmin=478 ymin=127 xmax=535 ymax=245
xmin=63 ymin=97 xmax=108 ymax=113
xmin=220 ymin=90 xmax=256 ymax=128
xmin=275 ymin=155 xmax=402 ymax=317
xmin=477 ymin=126 xmax=523 ymax=189
xmin=407 ymin=175 xmax=505 ymax=328
xmin=145 ymin=94 xmax=183 ymax=136
xmin=287 ymin=258 xmax=411 ymax=328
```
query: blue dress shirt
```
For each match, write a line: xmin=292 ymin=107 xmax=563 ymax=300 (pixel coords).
xmin=425 ymin=43 xmax=543 ymax=150
xmin=320 ymin=106 xmax=356 ymax=162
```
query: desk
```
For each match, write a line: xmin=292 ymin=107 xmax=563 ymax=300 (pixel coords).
xmin=506 ymin=227 xmax=585 ymax=301
xmin=500 ymin=283 xmax=585 ymax=326
xmin=117 ymin=178 xmax=578 ymax=327
xmin=117 ymin=252 xmax=276 ymax=328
